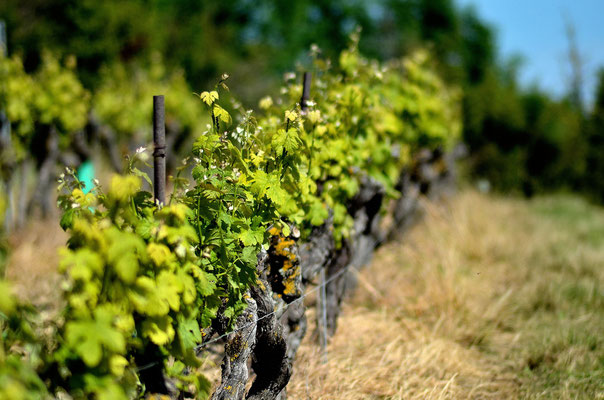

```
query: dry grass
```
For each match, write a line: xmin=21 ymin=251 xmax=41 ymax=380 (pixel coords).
xmin=5 ymin=218 xmax=66 ymax=311
xmin=288 ymin=191 xmax=604 ymax=399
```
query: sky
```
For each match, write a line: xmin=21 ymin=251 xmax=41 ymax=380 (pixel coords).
xmin=456 ymin=0 xmax=604 ymax=105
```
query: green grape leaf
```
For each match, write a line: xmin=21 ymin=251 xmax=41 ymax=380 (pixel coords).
xmin=60 ymin=248 xmax=104 ymax=281
xmin=114 ymin=254 xmax=139 ymax=284
xmin=135 ymin=218 xmax=156 ymax=240
xmin=132 ymin=167 xmax=152 ymax=187
xmin=178 ymin=268 xmax=197 ymax=305
xmin=196 ymin=270 xmax=217 ymax=296
xmin=60 ymin=208 xmax=74 ymax=230
xmin=129 ymin=277 xmax=169 ymax=316
xmin=238 ymin=228 xmax=263 ymax=247
xmin=285 ymin=110 xmax=298 ymax=122
xmin=200 ymin=301 xmax=218 ymax=327
xmin=308 ymin=201 xmax=329 ymax=226
xmin=240 ymin=246 xmax=258 ymax=268
xmin=109 ymin=355 xmax=129 ymax=377
xmin=141 ymin=315 xmax=175 ymax=345
xmin=156 ymin=271 xmax=182 ymax=312
xmin=280 ymin=221 xmax=291 ymax=237
xmin=176 ymin=317 xmax=202 ymax=351
xmin=213 ymin=104 xmax=232 ymax=125
xmin=64 ymin=307 xmax=126 ymax=368
xmin=147 ymin=243 xmax=171 ymax=267
xmin=109 ymin=175 xmax=141 ymax=201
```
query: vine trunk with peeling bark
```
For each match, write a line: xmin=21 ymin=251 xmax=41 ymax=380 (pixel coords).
xmin=209 ymin=148 xmax=458 ymax=400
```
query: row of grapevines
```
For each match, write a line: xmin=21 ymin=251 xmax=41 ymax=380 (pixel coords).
xmin=93 ymin=54 xmax=210 ymax=143
xmin=0 ymin=52 xmax=88 ymax=161
xmin=0 ymin=52 xmax=207 ymax=165
xmin=0 ymin=38 xmax=460 ymax=399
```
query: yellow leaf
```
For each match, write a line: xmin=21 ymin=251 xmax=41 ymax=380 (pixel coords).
xmin=259 ymin=96 xmax=273 ymax=109
xmin=213 ymin=104 xmax=232 ymax=125
xmin=142 ymin=316 xmax=175 ymax=345
xmin=199 ymin=90 xmax=219 ymax=106
xmin=147 ymin=243 xmax=171 ymax=267
xmin=307 ymin=110 xmax=321 ymax=124
xmin=109 ymin=355 xmax=129 ymax=377
xmin=109 ymin=175 xmax=141 ymax=201
xmin=285 ymin=110 xmax=298 ymax=122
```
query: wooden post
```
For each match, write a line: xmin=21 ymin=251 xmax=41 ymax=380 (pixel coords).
xmin=300 ymin=72 xmax=312 ymax=114
xmin=153 ymin=95 xmax=166 ymax=206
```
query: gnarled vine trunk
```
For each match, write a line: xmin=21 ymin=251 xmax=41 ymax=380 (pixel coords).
xmin=204 ymin=148 xmax=459 ymax=400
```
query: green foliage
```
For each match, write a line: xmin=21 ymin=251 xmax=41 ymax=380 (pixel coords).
xmin=94 ymin=56 xmax=209 ymax=142
xmin=0 ymin=42 xmax=459 ymax=398
xmin=0 ymin=54 xmax=36 ymax=142
xmin=0 ymin=190 xmax=8 ymax=276
xmin=585 ymin=68 xmax=604 ymax=202
xmin=463 ymin=63 xmax=592 ymax=197
xmin=0 ymin=52 xmax=89 ymax=160
xmin=181 ymin=40 xmax=460 ymax=323
xmin=0 ymin=0 xmax=493 ymax=100
xmin=51 ymin=165 xmax=216 ymax=398
xmin=0 ymin=282 xmax=49 ymax=400
xmin=4 ymin=0 xmax=598 ymax=200
xmin=34 ymin=53 xmax=89 ymax=135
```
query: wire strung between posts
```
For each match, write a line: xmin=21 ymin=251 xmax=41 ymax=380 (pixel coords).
xmin=319 ymin=268 xmax=329 ymax=363
xmin=194 ymin=234 xmax=388 ymax=353
xmin=135 ymin=194 xmax=424 ymax=373
xmin=135 ymin=259 xmax=358 ymax=373
xmin=135 ymin=191 xmax=431 ymax=374
xmin=194 ymin=260 xmax=354 ymax=351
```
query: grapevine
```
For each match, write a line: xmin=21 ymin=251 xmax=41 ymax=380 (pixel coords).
xmin=0 ymin=38 xmax=460 ymax=399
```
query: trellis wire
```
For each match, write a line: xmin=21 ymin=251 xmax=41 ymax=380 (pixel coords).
xmin=319 ymin=268 xmax=329 ymax=363
xmin=136 ymin=258 xmax=357 ymax=372
xmin=140 ymin=76 xmax=332 ymax=374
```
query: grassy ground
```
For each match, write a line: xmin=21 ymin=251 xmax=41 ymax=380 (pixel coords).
xmin=5 ymin=190 xmax=604 ymax=398
xmin=288 ymin=191 xmax=604 ymax=399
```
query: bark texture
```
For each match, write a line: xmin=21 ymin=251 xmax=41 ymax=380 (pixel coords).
xmin=211 ymin=295 xmax=258 ymax=400
xmin=205 ymin=148 xmax=460 ymax=400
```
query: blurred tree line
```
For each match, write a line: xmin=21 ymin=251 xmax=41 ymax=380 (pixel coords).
xmin=1 ymin=0 xmax=604 ymax=201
